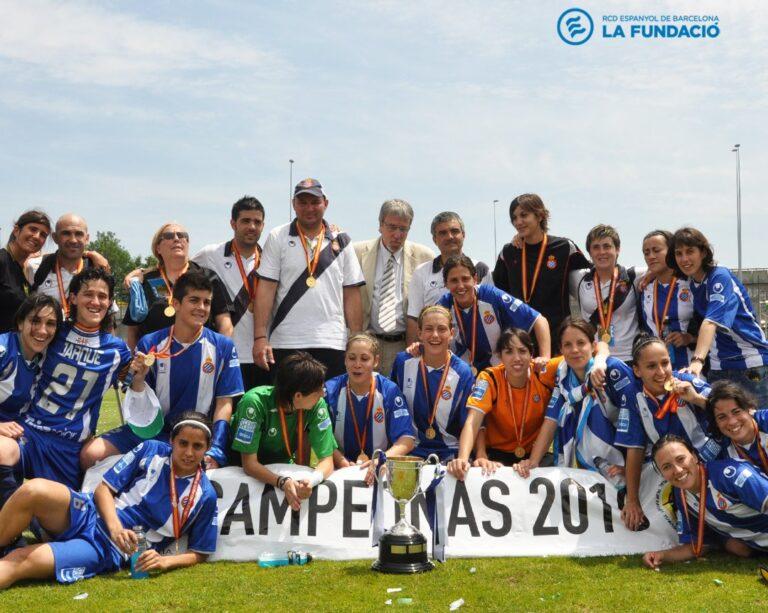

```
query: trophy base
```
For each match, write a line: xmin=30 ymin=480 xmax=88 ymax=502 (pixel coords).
xmin=372 ymin=531 xmax=435 ymax=574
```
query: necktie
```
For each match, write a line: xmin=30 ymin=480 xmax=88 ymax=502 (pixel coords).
xmin=378 ymin=254 xmax=398 ymax=332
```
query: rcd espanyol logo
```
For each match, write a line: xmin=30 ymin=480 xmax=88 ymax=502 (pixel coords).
xmin=557 ymin=8 xmax=594 ymax=45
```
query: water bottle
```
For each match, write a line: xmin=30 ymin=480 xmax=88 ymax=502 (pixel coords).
xmin=130 ymin=525 xmax=149 ymax=579
xmin=257 ymin=550 xmax=313 ymax=568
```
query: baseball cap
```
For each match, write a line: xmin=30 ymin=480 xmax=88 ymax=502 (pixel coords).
xmin=294 ymin=178 xmax=325 ymax=199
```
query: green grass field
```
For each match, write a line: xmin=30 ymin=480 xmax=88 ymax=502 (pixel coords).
xmin=1 ymin=394 xmax=767 ymax=611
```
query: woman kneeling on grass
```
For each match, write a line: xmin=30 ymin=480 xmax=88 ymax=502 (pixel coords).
xmin=643 ymin=434 xmax=768 ymax=569
xmin=0 ymin=412 xmax=218 ymax=589
xmin=447 ymin=328 xmax=562 ymax=480
xmin=706 ymin=381 xmax=768 ymax=475
xmin=325 ymin=333 xmax=415 ymax=484
xmin=231 ymin=352 xmax=337 ymax=511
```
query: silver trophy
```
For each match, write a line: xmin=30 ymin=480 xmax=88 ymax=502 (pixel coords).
xmin=372 ymin=452 xmax=439 ymax=574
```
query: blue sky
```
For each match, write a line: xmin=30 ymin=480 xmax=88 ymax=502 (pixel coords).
xmin=1 ymin=1 xmax=765 ymax=269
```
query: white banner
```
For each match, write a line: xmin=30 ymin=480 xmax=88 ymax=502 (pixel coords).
xmin=208 ymin=463 xmax=678 ymax=560
xmin=84 ymin=460 xmax=678 ymax=560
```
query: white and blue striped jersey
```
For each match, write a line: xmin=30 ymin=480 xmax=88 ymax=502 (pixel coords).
xmin=546 ymin=357 xmax=630 ymax=475
xmin=437 ymin=285 xmax=540 ymax=371
xmin=615 ymin=371 xmax=722 ymax=461
xmin=101 ymin=440 xmax=218 ymax=555
xmin=689 ymin=267 xmax=768 ymax=370
xmin=0 ymin=331 xmax=39 ymax=420
xmin=639 ymin=279 xmax=695 ymax=369
xmin=721 ymin=409 xmax=768 ymax=474
xmin=137 ymin=327 xmax=243 ymax=420
xmin=25 ymin=325 xmax=130 ymax=442
xmin=675 ymin=459 xmax=768 ymax=552
xmin=391 ymin=352 xmax=474 ymax=462
xmin=325 ymin=373 xmax=416 ymax=460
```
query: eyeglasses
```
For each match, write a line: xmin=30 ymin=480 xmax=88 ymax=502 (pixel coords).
xmin=160 ymin=231 xmax=189 ymax=242
xmin=382 ymin=222 xmax=410 ymax=234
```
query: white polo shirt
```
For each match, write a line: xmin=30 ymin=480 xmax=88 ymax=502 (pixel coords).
xmin=192 ymin=240 xmax=260 ymax=365
xmin=258 ymin=220 xmax=365 ymax=350
xmin=406 ymin=254 xmax=494 ymax=319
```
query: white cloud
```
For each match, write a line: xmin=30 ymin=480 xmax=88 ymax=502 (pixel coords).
xmin=0 ymin=0 xmax=287 ymax=90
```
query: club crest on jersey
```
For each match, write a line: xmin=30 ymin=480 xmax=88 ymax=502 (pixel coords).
xmin=288 ymin=240 xmax=296 ymax=247
xmin=181 ymin=496 xmax=190 ymax=506
xmin=441 ymin=386 xmax=452 ymax=401
xmin=429 ymin=280 xmax=438 ymax=288
xmin=394 ymin=396 xmax=404 ymax=407
xmin=712 ymin=282 xmax=724 ymax=293
xmin=610 ymin=369 xmax=620 ymax=381
xmin=483 ymin=310 xmax=495 ymax=325
xmin=715 ymin=494 xmax=728 ymax=510
xmin=374 ymin=406 xmax=385 ymax=423
xmin=678 ymin=288 xmax=691 ymax=302
xmin=546 ymin=255 xmax=557 ymax=270
xmin=202 ymin=357 xmax=215 ymax=374
xmin=268 ymin=427 xmax=277 ymax=437
xmin=224 ymin=261 xmax=232 ymax=269
xmin=246 ymin=406 xmax=256 ymax=418
xmin=723 ymin=465 xmax=736 ymax=478
xmin=533 ymin=394 xmax=541 ymax=403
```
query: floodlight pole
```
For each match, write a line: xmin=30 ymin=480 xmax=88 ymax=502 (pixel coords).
xmin=289 ymin=159 xmax=295 ymax=222
xmin=732 ymin=144 xmax=742 ymax=281
xmin=492 ymin=199 xmax=499 ymax=262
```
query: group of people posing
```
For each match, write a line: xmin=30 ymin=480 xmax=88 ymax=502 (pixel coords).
xmin=0 ymin=180 xmax=767 ymax=588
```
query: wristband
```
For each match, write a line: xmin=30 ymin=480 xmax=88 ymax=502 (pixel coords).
xmin=690 ymin=356 xmax=705 ymax=365
xmin=254 ymin=335 xmax=266 ymax=341
xmin=205 ymin=419 xmax=231 ymax=467
xmin=306 ymin=469 xmax=324 ymax=488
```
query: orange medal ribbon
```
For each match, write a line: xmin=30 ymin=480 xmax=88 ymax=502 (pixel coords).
xmin=653 ymin=277 xmax=677 ymax=336
xmin=231 ymin=240 xmax=259 ymax=302
xmin=643 ymin=387 xmax=680 ymax=420
xmin=296 ymin=223 xmax=325 ymax=283
xmin=419 ymin=354 xmax=452 ymax=434
xmin=159 ymin=264 xmax=189 ymax=307
xmin=55 ymin=257 xmax=84 ymax=317
xmin=734 ymin=420 xmax=768 ymax=474
xmin=452 ymin=293 xmax=478 ymax=368
xmin=170 ymin=463 xmax=202 ymax=553
xmin=147 ymin=325 xmax=204 ymax=363
xmin=346 ymin=377 xmax=377 ymax=457
xmin=521 ymin=234 xmax=548 ymax=303
xmin=505 ymin=374 xmax=531 ymax=453
xmin=678 ymin=463 xmax=707 ymax=557
xmin=593 ymin=267 xmax=618 ymax=338
xmin=278 ymin=406 xmax=305 ymax=465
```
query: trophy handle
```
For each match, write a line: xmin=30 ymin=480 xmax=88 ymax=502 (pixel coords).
xmin=425 ymin=453 xmax=440 ymax=466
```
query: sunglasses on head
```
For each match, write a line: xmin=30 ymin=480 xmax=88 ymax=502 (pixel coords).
xmin=160 ymin=231 xmax=189 ymax=241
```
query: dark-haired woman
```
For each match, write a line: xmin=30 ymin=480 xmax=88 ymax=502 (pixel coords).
xmin=707 ymin=381 xmax=768 ymax=475
xmin=0 ymin=295 xmax=62 ymax=432
xmin=514 ymin=317 xmax=645 ymax=528
xmin=669 ymin=227 xmax=768 ymax=406
xmin=447 ymin=328 xmax=562 ymax=480
xmin=0 ymin=412 xmax=219 ymax=588
xmin=492 ymin=194 xmax=590 ymax=355
xmin=0 ymin=269 xmax=131 ymax=497
xmin=642 ymin=434 xmax=768 ymax=569
xmin=230 ymin=352 xmax=337 ymax=511
xmin=616 ymin=335 xmax=721 ymax=461
xmin=0 ymin=210 xmax=51 ymax=333
xmin=438 ymin=254 xmax=550 ymax=374
xmin=639 ymin=230 xmax=698 ymax=370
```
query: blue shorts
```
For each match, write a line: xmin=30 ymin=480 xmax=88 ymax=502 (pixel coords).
xmin=101 ymin=424 xmax=170 ymax=454
xmin=49 ymin=490 xmax=123 ymax=583
xmin=18 ymin=425 xmax=83 ymax=489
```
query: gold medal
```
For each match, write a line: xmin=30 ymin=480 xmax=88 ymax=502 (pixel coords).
xmin=306 ymin=276 xmax=316 ymax=288
xmin=425 ymin=426 xmax=436 ymax=440
xmin=514 ymin=446 xmax=526 ymax=459
xmin=357 ymin=452 xmax=369 ymax=463
xmin=164 ymin=305 xmax=176 ymax=317
xmin=601 ymin=331 xmax=612 ymax=344
xmin=663 ymin=379 xmax=674 ymax=392
xmin=143 ymin=353 xmax=156 ymax=367
xmin=471 ymin=366 xmax=478 ymax=377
